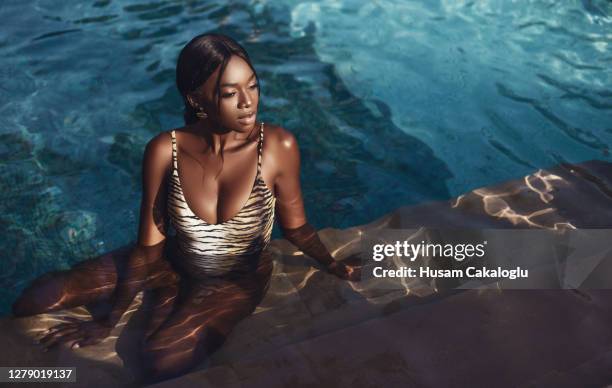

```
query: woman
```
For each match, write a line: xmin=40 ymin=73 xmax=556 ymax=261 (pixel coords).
xmin=11 ymin=33 xmax=360 ymax=384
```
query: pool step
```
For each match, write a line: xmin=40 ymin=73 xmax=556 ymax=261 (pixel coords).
xmin=151 ymin=289 xmax=612 ymax=388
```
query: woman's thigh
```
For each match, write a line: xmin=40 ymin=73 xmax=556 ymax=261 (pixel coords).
xmin=139 ymin=250 xmax=274 ymax=382
xmin=12 ymin=238 xmax=181 ymax=317
xmin=12 ymin=243 xmax=134 ymax=316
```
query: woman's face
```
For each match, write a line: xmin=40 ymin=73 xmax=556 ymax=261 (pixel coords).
xmin=190 ymin=54 xmax=259 ymax=133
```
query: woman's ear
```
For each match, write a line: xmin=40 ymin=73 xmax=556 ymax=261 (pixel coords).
xmin=186 ymin=93 xmax=199 ymax=109
xmin=188 ymin=89 xmax=214 ymax=111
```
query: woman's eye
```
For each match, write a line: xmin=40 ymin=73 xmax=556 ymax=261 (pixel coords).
xmin=222 ymin=85 xmax=257 ymax=98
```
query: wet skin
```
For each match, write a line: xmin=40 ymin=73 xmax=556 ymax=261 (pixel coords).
xmin=13 ymin=54 xmax=359 ymax=383
xmin=172 ymin=54 xmax=304 ymax=228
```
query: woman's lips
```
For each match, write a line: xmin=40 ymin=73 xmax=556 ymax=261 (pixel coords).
xmin=237 ymin=112 xmax=255 ymax=125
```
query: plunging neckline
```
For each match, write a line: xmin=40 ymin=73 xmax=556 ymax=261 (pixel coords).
xmin=172 ymin=126 xmax=263 ymax=226
xmin=176 ymin=167 xmax=260 ymax=226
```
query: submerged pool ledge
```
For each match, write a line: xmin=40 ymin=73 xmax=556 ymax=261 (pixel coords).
xmin=1 ymin=159 xmax=611 ymax=387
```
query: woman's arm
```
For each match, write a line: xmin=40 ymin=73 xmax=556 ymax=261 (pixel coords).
xmin=273 ymin=128 xmax=357 ymax=280
xmin=281 ymin=222 xmax=335 ymax=268
xmin=100 ymin=132 xmax=174 ymax=328
xmin=99 ymin=241 xmax=165 ymax=328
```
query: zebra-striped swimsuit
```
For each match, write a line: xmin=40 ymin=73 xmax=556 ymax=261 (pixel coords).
xmin=167 ymin=122 xmax=275 ymax=278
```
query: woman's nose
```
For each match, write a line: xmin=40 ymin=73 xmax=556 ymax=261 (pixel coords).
xmin=239 ymin=90 xmax=252 ymax=108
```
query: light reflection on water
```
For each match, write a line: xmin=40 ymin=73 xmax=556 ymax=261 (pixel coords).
xmin=0 ymin=0 xmax=610 ymax=314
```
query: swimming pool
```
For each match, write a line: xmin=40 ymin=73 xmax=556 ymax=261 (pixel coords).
xmin=1 ymin=0 xmax=610 ymax=315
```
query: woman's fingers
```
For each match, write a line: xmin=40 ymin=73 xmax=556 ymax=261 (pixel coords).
xmin=38 ymin=316 xmax=81 ymax=347
xmin=49 ymin=331 xmax=84 ymax=347
xmin=39 ymin=328 xmax=81 ymax=350
xmin=77 ymin=336 xmax=103 ymax=347
xmin=39 ymin=326 xmax=77 ymax=342
xmin=44 ymin=322 xmax=76 ymax=335
xmin=61 ymin=316 xmax=84 ymax=324
xmin=35 ymin=317 xmax=112 ymax=352
xmin=39 ymin=316 xmax=82 ymax=335
xmin=342 ymin=265 xmax=362 ymax=281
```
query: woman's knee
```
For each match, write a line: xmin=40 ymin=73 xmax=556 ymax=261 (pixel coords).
xmin=12 ymin=254 xmax=117 ymax=317
xmin=139 ymin=340 xmax=200 ymax=383
xmin=138 ymin=326 xmax=225 ymax=383
xmin=12 ymin=271 xmax=68 ymax=317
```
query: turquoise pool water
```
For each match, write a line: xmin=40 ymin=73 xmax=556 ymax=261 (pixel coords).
xmin=1 ymin=0 xmax=610 ymax=314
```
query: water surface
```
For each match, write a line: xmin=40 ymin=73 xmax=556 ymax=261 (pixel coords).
xmin=0 ymin=0 xmax=610 ymax=314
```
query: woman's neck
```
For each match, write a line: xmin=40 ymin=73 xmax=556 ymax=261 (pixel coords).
xmin=188 ymin=120 xmax=257 ymax=155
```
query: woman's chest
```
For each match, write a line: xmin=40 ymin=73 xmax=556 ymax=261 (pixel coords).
xmin=171 ymin=142 xmax=276 ymax=225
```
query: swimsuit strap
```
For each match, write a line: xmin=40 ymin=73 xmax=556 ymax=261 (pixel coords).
xmin=170 ymin=129 xmax=178 ymax=171
xmin=257 ymin=122 xmax=264 ymax=175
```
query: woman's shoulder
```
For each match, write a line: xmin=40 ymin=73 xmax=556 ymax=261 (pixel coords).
xmin=146 ymin=129 xmax=174 ymax=154
xmin=264 ymin=123 xmax=299 ymax=153
xmin=142 ymin=129 xmax=176 ymax=173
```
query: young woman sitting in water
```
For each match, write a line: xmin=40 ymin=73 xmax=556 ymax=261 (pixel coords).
xmin=12 ymin=33 xmax=360 ymax=384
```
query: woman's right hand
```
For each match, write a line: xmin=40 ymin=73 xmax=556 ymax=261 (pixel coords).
xmin=37 ymin=316 xmax=113 ymax=351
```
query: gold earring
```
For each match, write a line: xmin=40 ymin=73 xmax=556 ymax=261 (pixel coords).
xmin=195 ymin=106 xmax=208 ymax=119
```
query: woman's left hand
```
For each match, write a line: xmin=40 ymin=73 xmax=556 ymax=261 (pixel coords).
xmin=327 ymin=260 xmax=362 ymax=282
xmin=37 ymin=316 xmax=113 ymax=351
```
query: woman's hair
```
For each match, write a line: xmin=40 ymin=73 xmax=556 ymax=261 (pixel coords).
xmin=176 ymin=33 xmax=260 ymax=125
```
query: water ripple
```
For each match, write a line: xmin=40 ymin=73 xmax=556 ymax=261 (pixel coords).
xmin=32 ymin=28 xmax=82 ymax=41
xmin=0 ymin=0 xmax=610 ymax=315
